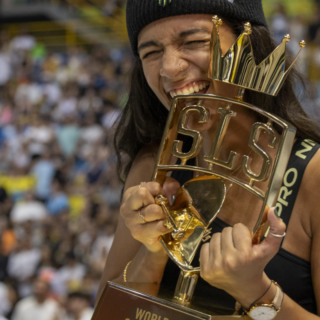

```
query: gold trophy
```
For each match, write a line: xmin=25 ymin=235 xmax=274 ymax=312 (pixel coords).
xmin=93 ymin=17 xmax=304 ymax=320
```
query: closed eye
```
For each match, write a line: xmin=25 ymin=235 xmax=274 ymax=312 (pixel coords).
xmin=185 ymin=40 xmax=210 ymax=46
xmin=142 ymin=50 xmax=161 ymax=59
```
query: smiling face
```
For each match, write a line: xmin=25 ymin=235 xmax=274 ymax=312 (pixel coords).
xmin=138 ymin=14 xmax=238 ymax=110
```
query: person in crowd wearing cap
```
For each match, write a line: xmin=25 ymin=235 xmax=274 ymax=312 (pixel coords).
xmin=97 ymin=1 xmax=320 ymax=319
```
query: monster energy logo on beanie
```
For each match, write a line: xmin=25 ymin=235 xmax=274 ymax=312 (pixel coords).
xmin=159 ymin=0 xmax=172 ymax=6
xmin=126 ymin=0 xmax=268 ymax=56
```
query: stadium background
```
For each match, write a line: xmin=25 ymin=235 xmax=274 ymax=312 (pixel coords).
xmin=0 ymin=1 xmax=319 ymax=319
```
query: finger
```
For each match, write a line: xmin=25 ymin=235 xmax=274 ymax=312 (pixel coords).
xmin=140 ymin=220 xmax=173 ymax=239
xmin=253 ymin=207 xmax=286 ymax=259
xmin=232 ymin=223 xmax=252 ymax=252
xmin=122 ymin=186 xmax=137 ymax=203
xmin=141 ymin=204 xmax=167 ymax=222
xmin=163 ymin=177 xmax=180 ymax=205
xmin=209 ymin=232 xmax=222 ymax=262
xmin=143 ymin=182 xmax=164 ymax=197
xmin=221 ymin=227 xmax=236 ymax=254
xmin=200 ymin=243 xmax=210 ymax=277
xmin=126 ymin=183 xmax=162 ymax=211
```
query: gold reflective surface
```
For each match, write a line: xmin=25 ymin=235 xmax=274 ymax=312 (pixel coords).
xmin=209 ymin=16 xmax=305 ymax=96
xmin=150 ymin=17 xmax=299 ymax=306
xmin=152 ymin=92 xmax=296 ymax=302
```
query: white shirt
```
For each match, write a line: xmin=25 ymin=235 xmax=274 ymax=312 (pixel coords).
xmin=51 ymin=264 xmax=86 ymax=296
xmin=7 ymin=249 xmax=41 ymax=281
xmin=11 ymin=201 xmax=47 ymax=223
xmin=0 ymin=53 xmax=11 ymax=85
xmin=12 ymin=297 xmax=60 ymax=320
xmin=63 ymin=308 xmax=93 ymax=320
xmin=80 ymin=125 xmax=103 ymax=144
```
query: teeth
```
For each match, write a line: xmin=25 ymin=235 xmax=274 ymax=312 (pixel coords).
xmin=169 ymin=82 xmax=209 ymax=98
xmin=182 ymin=88 xmax=189 ymax=95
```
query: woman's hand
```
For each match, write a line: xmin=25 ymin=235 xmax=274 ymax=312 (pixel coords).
xmin=120 ymin=178 xmax=180 ymax=254
xmin=200 ymin=207 xmax=286 ymax=308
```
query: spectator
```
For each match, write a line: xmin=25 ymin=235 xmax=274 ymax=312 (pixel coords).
xmin=47 ymin=179 xmax=69 ymax=216
xmin=62 ymin=292 xmax=93 ymax=320
xmin=10 ymin=192 xmax=47 ymax=223
xmin=271 ymin=4 xmax=289 ymax=44
xmin=54 ymin=85 xmax=78 ymax=121
xmin=7 ymin=238 xmax=41 ymax=297
xmin=77 ymin=87 xmax=103 ymax=116
xmin=79 ymin=113 xmax=104 ymax=159
xmin=51 ymin=251 xmax=86 ymax=297
xmin=9 ymin=27 xmax=35 ymax=52
xmin=31 ymin=150 xmax=56 ymax=202
xmin=11 ymin=279 xmax=61 ymax=320
xmin=56 ymin=116 xmax=80 ymax=158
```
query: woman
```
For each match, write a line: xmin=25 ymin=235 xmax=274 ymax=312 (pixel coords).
xmin=97 ymin=1 xmax=320 ymax=319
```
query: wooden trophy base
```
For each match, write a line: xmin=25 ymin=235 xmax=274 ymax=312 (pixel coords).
xmin=92 ymin=281 xmax=249 ymax=320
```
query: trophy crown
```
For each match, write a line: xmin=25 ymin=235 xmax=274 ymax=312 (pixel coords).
xmin=209 ymin=17 xmax=306 ymax=96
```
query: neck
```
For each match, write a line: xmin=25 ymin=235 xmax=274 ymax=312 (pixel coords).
xmin=35 ymin=296 xmax=46 ymax=304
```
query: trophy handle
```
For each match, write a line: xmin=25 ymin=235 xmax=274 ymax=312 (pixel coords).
xmin=155 ymin=195 xmax=186 ymax=240
xmin=174 ymin=270 xmax=200 ymax=304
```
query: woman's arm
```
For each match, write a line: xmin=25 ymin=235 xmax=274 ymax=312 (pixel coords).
xmin=265 ymin=149 xmax=320 ymax=319
xmin=95 ymin=144 xmax=174 ymax=304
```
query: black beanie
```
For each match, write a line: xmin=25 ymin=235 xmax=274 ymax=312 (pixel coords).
xmin=126 ymin=0 xmax=267 ymax=56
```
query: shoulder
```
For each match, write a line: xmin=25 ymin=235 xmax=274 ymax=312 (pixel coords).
xmin=125 ymin=143 xmax=160 ymax=190
xmin=15 ymin=297 xmax=36 ymax=310
xmin=132 ymin=143 xmax=159 ymax=169
xmin=44 ymin=298 xmax=60 ymax=309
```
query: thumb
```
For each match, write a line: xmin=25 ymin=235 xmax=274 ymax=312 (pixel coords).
xmin=253 ymin=208 xmax=286 ymax=260
xmin=163 ymin=177 xmax=180 ymax=205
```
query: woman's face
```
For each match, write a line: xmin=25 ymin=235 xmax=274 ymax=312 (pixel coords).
xmin=138 ymin=14 xmax=238 ymax=110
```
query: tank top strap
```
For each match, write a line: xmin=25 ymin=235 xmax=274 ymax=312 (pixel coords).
xmin=276 ymin=138 xmax=320 ymax=242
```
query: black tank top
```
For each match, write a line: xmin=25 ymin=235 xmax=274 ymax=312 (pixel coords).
xmin=160 ymin=138 xmax=320 ymax=315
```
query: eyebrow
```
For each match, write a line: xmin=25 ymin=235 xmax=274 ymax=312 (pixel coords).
xmin=179 ymin=28 xmax=211 ymax=38
xmin=137 ymin=41 xmax=159 ymax=54
xmin=138 ymin=29 xmax=210 ymax=53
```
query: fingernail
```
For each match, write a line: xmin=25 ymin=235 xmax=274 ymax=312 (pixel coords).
xmin=274 ymin=207 xmax=280 ymax=218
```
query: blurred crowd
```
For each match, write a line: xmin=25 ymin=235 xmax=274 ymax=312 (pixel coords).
xmin=270 ymin=3 xmax=320 ymax=118
xmin=0 ymin=25 xmax=132 ymax=320
xmin=1 ymin=0 xmax=127 ymax=18
xmin=0 ymin=2 xmax=319 ymax=320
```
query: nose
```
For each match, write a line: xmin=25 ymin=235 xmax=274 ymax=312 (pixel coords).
xmin=160 ymin=50 xmax=189 ymax=79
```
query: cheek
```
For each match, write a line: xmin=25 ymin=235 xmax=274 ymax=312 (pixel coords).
xmin=196 ymin=48 xmax=211 ymax=70
xmin=142 ymin=61 xmax=159 ymax=91
xmin=142 ymin=62 xmax=169 ymax=107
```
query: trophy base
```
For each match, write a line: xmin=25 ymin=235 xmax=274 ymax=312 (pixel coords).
xmin=93 ymin=281 xmax=249 ymax=320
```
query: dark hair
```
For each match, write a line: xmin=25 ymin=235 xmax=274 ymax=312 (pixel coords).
xmin=68 ymin=291 xmax=91 ymax=304
xmin=115 ymin=19 xmax=320 ymax=183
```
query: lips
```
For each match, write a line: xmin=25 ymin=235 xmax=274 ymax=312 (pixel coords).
xmin=168 ymin=80 xmax=210 ymax=98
